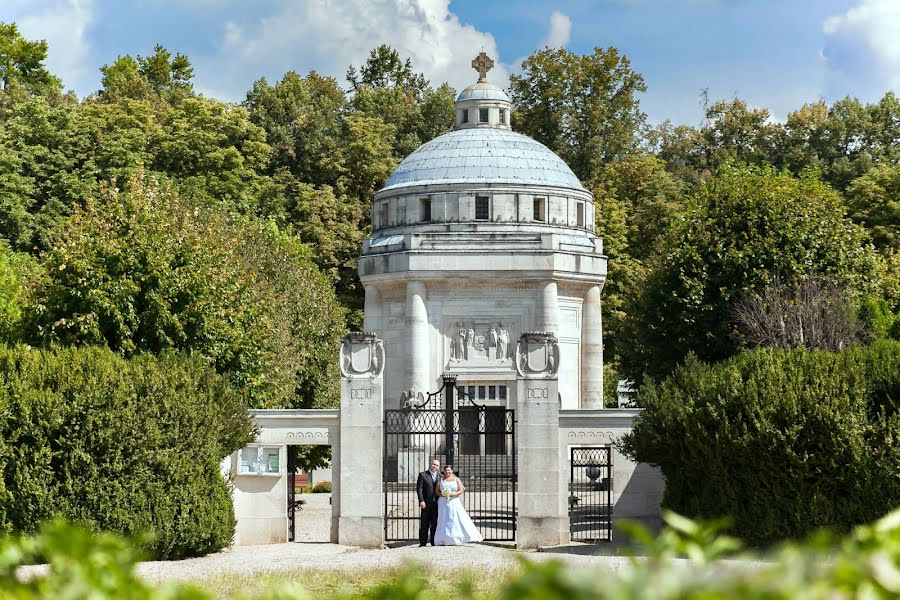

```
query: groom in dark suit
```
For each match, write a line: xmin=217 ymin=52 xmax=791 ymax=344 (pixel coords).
xmin=416 ymin=459 xmax=441 ymax=546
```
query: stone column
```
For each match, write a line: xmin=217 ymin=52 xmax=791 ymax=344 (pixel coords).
xmin=338 ymin=332 xmax=385 ymax=547
xmin=537 ymin=281 xmax=559 ymax=334
xmin=362 ymin=284 xmax=383 ymax=334
xmin=581 ymin=285 xmax=604 ymax=409
xmin=405 ymin=281 xmax=429 ymax=395
xmin=515 ymin=332 xmax=568 ymax=548
xmin=329 ymin=423 xmax=341 ymax=543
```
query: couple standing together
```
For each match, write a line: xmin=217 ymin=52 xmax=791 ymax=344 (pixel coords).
xmin=416 ymin=459 xmax=484 ymax=546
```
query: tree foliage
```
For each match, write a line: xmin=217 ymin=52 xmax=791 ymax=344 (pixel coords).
xmin=620 ymin=342 xmax=900 ymax=547
xmin=620 ymin=164 xmax=881 ymax=381
xmin=26 ymin=175 xmax=344 ymax=408
xmin=0 ymin=344 xmax=254 ymax=559
xmin=0 ymin=22 xmax=61 ymax=100
xmin=510 ymin=46 xmax=647 ymax=182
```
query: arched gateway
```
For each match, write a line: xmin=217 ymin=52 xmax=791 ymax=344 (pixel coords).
xmin=227 ymin=54 xmax=664 ymax=549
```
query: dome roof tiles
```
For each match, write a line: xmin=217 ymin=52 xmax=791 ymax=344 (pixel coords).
xmin=381 ymin=128 xmax=586 ymax=193
xmin=456 ymin=82 xmax=511 ymax=102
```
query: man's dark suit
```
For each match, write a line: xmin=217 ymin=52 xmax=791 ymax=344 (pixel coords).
xmin=416 ymin=469 xmax=439 ymax=545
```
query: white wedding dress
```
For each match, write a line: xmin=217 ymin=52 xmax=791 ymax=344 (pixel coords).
xmin=434 ymin=478 xmax=484 ymax=545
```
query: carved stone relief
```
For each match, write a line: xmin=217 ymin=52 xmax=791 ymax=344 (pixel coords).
xmin=339 ymin=331 xmax=385 ymax=378
xmin=448 ymin=320 xmax=514 ymax=365
xmin=515 ymin=331 xmax=561 ymax=377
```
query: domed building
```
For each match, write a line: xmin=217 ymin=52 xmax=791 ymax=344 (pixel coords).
xmin=359 ymin=53 xmax=607 ymax=412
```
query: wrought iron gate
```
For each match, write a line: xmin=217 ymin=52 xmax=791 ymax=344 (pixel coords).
xmin=383 ymin=375 xmax=516 ymax=542
xmin=569 ymin=446 xmax=613 ymax=542
xmin=287 ymin=445 xmax=298 ymax=542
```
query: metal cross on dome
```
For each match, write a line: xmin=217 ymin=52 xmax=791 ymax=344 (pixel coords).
xmin=471 ymin=51 xmax=494 ymax=82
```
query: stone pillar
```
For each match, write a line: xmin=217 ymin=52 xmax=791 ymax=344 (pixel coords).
xmin=405 ymin=281 xmax=429 ymax=395
xmin=537 ymin=281 xmax=559 ymax=334
xmin=338 ymin=332 xmax=385 ymax=547
xmin=515 ymin=332 xmax=568 ymax=548
xmin=581 ymin=285 xmax=604 ymax=409
xmin=329 ymin=423 xmax=340 ymax=543
xmin=362 ymin=285 xmax=383 ymax=334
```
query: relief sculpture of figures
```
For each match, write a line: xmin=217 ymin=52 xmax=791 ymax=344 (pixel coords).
xmin=457 ymin=324 xmax=468 ymax=360
xmin=449 ymin=321 xmax=460 ymax=361
xmin=497 ymin=324 xmax=509 ymax=360
xmin=489 ymin=326 xmax=499 ymax=357
xmin=466 ymin=328 xmax=475 ymax=355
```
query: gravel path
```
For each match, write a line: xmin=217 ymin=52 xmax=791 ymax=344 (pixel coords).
xmin=136 ymin=541 xmax=635 ymax=584
xmin=17 ymin=492 xmax=637 ymax=584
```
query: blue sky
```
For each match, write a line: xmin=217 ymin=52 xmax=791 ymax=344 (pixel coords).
xmin=3 ymin=0 xmax=898 ymax=125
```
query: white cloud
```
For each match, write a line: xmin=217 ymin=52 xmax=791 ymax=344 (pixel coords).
xmin=16 ymin=0 xmax=95 ymax=93
xmin=822 ymin=0 xmax=900 ymax=98
xmin=541 ymin=11 xmax=571 ymax=49
xmin=198 ymin=0 xmax=510 ymax=100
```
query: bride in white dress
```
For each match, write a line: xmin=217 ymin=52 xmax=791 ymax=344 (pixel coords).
xmin=434 ymin=465 xmax=484 ymax=545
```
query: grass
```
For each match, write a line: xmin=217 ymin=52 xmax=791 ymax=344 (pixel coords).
xmin=189 ymin=565 xmax=519 ymax=599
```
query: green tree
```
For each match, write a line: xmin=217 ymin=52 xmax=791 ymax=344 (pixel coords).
xmin=99 ymin=45 xmax=193 ymax=102
xmin=0 ymin=22 xmax=61 ymax=99
xmin=266 ymin=174 xmax=365 ymax=325
xmin=152 ymin=95 xmax=272 ymax=213
xmin=592 ymin=154 xmax=683 ymax=364
xmin=620 ymin=164 xmax=882 ymax=381
xmin=845 ymin=163 xmax=900 ymax=253
xmin=778 ymin=93 xmax=900 ymax=191
xmin=244 ymin=70 xmax=346 ymax=184
xmin=0 ymin=242 xmax=39 ymax=342
xmin=26 ymin=174 xmax=344 ymax=408
xmin=347 ymin=45 xmax=454 ymax=160
xmin=347 ymin=44 xmax=427 ymax=94
xmin=322 ymin=113 xmax=397 ymax=210
xmin=696 ymin=98 xmax=781 ymax=172
xmin=510 ymin=46 xmax=647 ymax=181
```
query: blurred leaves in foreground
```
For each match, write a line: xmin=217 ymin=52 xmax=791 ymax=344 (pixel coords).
xmin=4 ymin=509 xmax=900 ymax=599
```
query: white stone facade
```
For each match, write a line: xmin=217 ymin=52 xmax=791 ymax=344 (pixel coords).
xmin=360 ymin=62 xmax=607 ymax=411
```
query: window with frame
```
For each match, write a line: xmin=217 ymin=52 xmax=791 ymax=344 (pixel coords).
xmin=533 ymin=197 xmax=546 ymax=222
xmin=499 ymin=108 xmax=507 ymax=125
xmin=379 ymin=202 xmax=389 ymax=228
xmin=576 ymin=201 xmax=585 ymax=227
xmin=420 ymin=197 xmax=431 ymax=222
xmin=238 ymin=446 xmax=281 ymax=475
xmin=475 ymin=196 xmax=490 ymax=220
xmin=462 ymin=109 xmax=469 ymax=124
xmin=479 ymin=107 xmax=489 ymax=123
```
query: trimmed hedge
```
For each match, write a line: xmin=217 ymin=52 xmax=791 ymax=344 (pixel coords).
xmin=312 ymin=481 xmax=331 ymax=493
xmin=619 ymin=341 xmax=900 ymax=546
xmin=0 ymin=345 xmax=254 ymax=559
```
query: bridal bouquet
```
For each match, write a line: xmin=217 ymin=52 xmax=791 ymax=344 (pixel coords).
xmin=441 ymin=484 xmax=451 ymax=499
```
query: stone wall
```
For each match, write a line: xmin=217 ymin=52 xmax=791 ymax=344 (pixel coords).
xmin=559 ymin=409 xmax=665 ymax=531
xmin=226 ymin=410 xmax=339 ymax=545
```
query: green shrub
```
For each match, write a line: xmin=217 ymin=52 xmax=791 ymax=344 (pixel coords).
xmin=312 ymin=481 xmax=332 ymax=493
xmin=0 ymin=345 xmax=254 ymax=559
xmin=620 ymin=341 xmax=900 ymax=546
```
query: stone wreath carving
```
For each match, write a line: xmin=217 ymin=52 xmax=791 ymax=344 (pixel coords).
xmin=339 ymin=332 xmax=385 ymax=378
xmin=515 ymin=331 xmax=561 ymax=377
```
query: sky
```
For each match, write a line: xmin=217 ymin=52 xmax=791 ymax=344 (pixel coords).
xmin=2 ymin=0 xmax=898 ymax=125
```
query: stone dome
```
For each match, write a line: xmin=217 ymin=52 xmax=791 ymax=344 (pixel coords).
xmin=456 ymin=81 xmax=511 ymax=102
xmin=380 ymin=127 xmax=586 ymax=193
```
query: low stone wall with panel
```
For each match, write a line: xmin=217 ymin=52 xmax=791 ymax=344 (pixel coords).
xmin=224 ymin=409 xmax=339 ymax=546
xmin=559 ymin=409 xmax=664 ymax=531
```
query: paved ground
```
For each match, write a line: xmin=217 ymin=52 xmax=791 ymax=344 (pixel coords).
xmin=136 ymin=541 xmax=636 ymax=584
xmin=17 ymin=492 xmax=635 ymax=585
